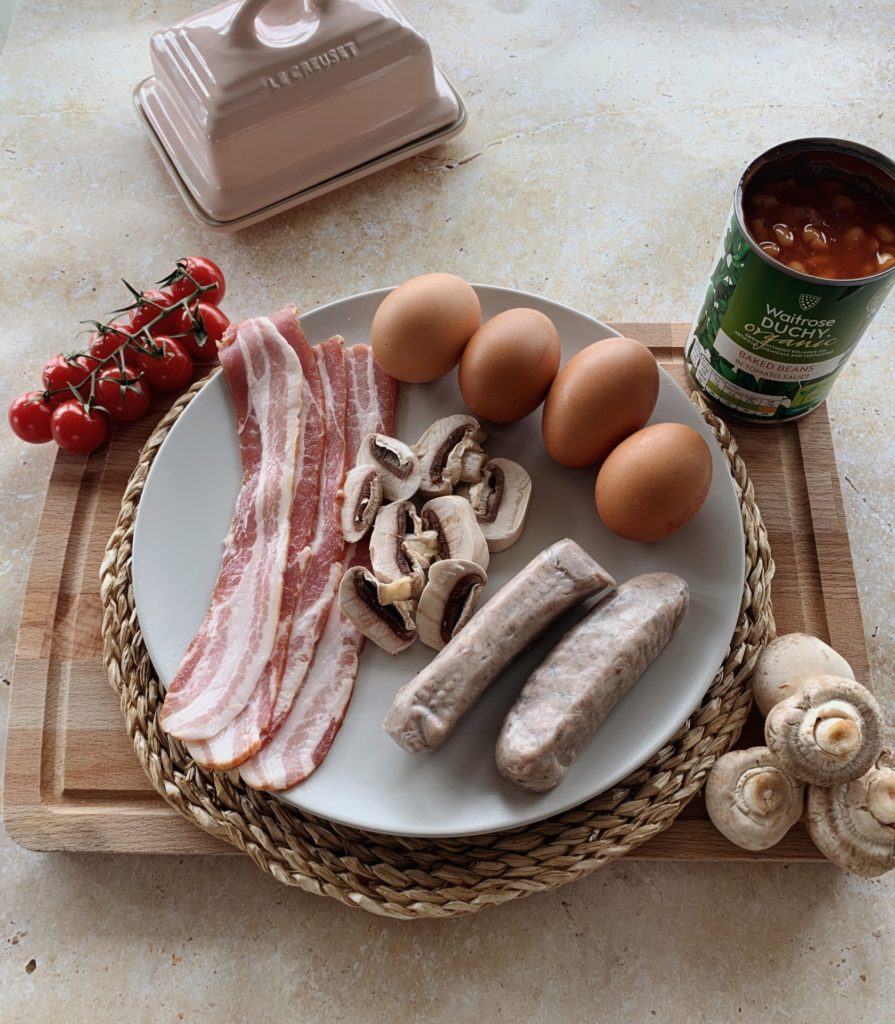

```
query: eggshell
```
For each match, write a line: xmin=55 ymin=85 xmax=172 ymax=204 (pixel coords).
xmin=541 ymin=337 xmax=659 ymax=467
xmin=371 ymin=273 xmax=481 ymax=383
xmin=458 ymin=308 xmax=561 ymax=423
xmin=595 ymin=423 xmax=713 ymax=542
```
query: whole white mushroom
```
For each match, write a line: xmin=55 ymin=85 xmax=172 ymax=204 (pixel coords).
xmin=752 ymin=633 xmax=855 ymax=716
xmin=705 ymin=746 xmax=805 ymax=851
xmin=806 ymin=749 xmax=895 ymax=876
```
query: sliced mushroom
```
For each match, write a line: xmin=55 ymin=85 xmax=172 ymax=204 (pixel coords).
xmin=752 ymin=633 xmax=855 ymax=716
xmin=338 ymin=566 xmax=416 ymax=655
xmin=420 ymin=495 xmax=490 ymax=571
xmin=416 ymin=559 xmax=488 ymax=651
xmin=705 ymin=747 xmax=805 ymax=851
xmin=356 ymin=433 xmax=421 ymax=501
xmin=806 ymin=748 xmax=895 ymax=876
xmin=339 ymin=465 xmax=383 ymax=543
xmin=764 ymin=675 xmax=884 ymax=786
xmin=369 ymin=501 xmax=427 ymax=602
xmin=468 ymin=457 xmax=532 ymax=552
xmin=413 ymin=415 xmax=486 ymax=497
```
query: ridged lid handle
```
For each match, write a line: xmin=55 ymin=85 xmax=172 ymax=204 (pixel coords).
xmin=228 ymin=0 xmax=328 ymax=46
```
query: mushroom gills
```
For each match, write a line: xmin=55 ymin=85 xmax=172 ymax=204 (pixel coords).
xmin=705 ymin=746 xmax=805 ymax=851
xmin=764 ymin=675 xmax=884 ymax=786
xmin=339 ymin=566 xmax=416 ymax=655
xmin=805 ymin=748 xmax=895 ymax=876
xmin=468 ymin=457 xmax=532 ymax=552
xmin=369 ymin=500 xmax=428 ymax=602
xmin=420 ymin=495 xmax=490 ymax=570
xmin=416 ymin=559 xmax=488 ymax=650
xmin=340 ymin=465 xmax=383 ymax=543
xmin=413 ymin=415 xmax=487 ymax=496
xmin=357 ymin=433 xmax=421 ymax=501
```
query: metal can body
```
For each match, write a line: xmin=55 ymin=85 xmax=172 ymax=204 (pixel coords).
xmin=685 ymin=139 xmax=895 ymax=421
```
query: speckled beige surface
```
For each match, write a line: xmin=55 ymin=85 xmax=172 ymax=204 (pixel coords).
xmin=2 ymin=0 xmax=894 ymax=1019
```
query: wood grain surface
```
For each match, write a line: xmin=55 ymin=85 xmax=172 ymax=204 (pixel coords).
xmin=2 ymin=323 xmax=871 ymax=858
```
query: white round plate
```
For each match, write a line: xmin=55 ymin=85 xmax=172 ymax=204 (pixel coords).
xmin=133 ymin=285 xmax=744 ymax=837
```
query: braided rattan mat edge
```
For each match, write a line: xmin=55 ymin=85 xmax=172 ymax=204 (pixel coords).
xmin=100 ymin=379 xmax=775 ymax=920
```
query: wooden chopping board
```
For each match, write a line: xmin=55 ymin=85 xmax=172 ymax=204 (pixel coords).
xmin=2 ymin=323 xmax=871 ymax=858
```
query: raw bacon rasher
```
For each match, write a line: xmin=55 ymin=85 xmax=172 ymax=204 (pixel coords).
xmin=189 ymin=307 xmax=324 ymax=769
xmin=241 ymin=344 xmax=396 ymax=791
xmin=160 ymin=316 xmax=303 ymax=741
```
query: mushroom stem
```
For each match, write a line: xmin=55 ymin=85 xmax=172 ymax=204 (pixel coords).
xmin=868 ymin=774 xmax=895 ymax=825
xmin=737 ymin=768 xmax=792 ymax=818
xmin=812 ymin=714 xmax=861 ymax=761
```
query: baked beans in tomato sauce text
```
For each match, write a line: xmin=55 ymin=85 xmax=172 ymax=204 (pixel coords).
xmin=744 ymin=173 xmax=895 ymax=279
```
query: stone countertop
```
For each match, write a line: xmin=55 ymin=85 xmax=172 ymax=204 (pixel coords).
xmin=1 ymin=0 xmax=894 ymax=1019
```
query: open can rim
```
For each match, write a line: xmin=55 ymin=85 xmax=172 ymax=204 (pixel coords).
xmin=733 ymin=136 xmax=895 ymax=287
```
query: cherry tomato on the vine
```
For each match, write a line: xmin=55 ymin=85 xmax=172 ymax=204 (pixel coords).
xmin=134 ymin=336 xmax=194 ymax=393
xmin=41 ymin=352 xmax=98 ymax=403
xmin=88 ymin=322 xmax=141 ymax=365
xmin=176 ymin=301 xmax=230 ymax=361
xmin=95 ymin=367 xmax=152 ymax=423
xmin=50 ymin=400 xmax=109 ymax=454
xmin=167 ymin=256 xmax=226 ymax=306
xmin=8 ymin=391 xmax=55 ymax=444
xmin=130 ymin=289 xmax=182 ymax=336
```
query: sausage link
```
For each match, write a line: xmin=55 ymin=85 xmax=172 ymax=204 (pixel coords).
xmin=383 ymin=539 xmax=615 ymax=753
xmin=496 ymin=572 xmax=689 ymax=792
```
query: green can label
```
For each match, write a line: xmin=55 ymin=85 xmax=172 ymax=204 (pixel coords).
xmin=685 ymin=216 xmax=894 ymax=419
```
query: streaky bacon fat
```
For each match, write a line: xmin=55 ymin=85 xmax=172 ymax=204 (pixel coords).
xmin=240 ymin=344 xmax=396 ymax=790
xmin=189 ymin=307 xmax=324 ymax=768
xmin=160 ymin=316 xmax=303 ymax=741
xmin=237 ymin=336 xmax=351 ymax=786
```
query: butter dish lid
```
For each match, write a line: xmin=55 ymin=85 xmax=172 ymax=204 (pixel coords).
xmin=136 ymin=0 xmax=465 ymax=227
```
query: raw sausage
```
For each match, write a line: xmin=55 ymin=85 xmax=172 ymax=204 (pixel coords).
xmin=496 ymin=572 xmax=689 ymax=792
xmin=383 ymin=539 xmax=615 ymax=753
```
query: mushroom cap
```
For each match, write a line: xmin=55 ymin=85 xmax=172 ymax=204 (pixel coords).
xmin=705 ymin=746 xmax=805 ymax=851
xmin=468 ymin=457 xmax=533 ymax=553
xmin=413 ymin=415 xmax=486 ymax=497
xmin=369 ymin=500 xmax=427 ymax=599
xmin=338 ymin=566 xmax=416 ymax=655
xmin=339 ymin=465 xmax=383 ymax=543
xmin=764 ymin=675 xmax=884 ymax=786
xmin=416 ymin=558 xmax=488 ymax=651
xmin=420 ymin=495 xmax=490 ymax=571
xmin=806 ymin=749 xmax=895 ymax=876
xmin=752 ymin=633 xmax=855 ymax=716
xmin=356 ymin=433 xmax=421 ymax=502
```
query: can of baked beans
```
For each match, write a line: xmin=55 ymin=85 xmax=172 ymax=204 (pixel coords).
xmin=685 ymin=138 xmax=895 ymax=421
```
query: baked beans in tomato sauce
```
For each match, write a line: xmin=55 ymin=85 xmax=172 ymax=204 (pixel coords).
xmin=744 ymin=173 xmax=895 ymax=279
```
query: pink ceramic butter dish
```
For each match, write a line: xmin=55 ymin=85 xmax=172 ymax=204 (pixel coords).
xmin=134 ymin=0 xmax=466 ymax=230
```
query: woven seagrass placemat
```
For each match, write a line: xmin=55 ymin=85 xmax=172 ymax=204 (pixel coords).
xmin=100 ymin=380 xmax=775 ymax=919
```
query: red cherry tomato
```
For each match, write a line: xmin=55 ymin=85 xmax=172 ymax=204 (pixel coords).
xmin=50 ymin=400 xmax=109 ymax=454
xmin=176 ymin=301 xmax=230 ymax=361
xmin=8 ymin=391 xmax=55 ymax=444
xmin=130 ymin=289 xmax=182 ymax=336
xmin=134 ymin=336 xmax=194 ymax=393
xmin=167 ymin=256 xmax=226 ymax=306
xmin=88 ymin=322 xmax=141 ymax=366
xmin=41 ymin=352 xmax=98 ymax=403
xmin=95 ymin=367 xmax=152 ymax=423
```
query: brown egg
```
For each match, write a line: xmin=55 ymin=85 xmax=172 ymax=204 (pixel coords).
xmin=458 ymin=308 xmax=561 ymax=423
xmin=371 ymin=273 xmax=481 ymax=383
xmin=595 ymin=423 xmax=713 ymax=542
xmin=541 ymin=337 xmax=659 ymax=467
